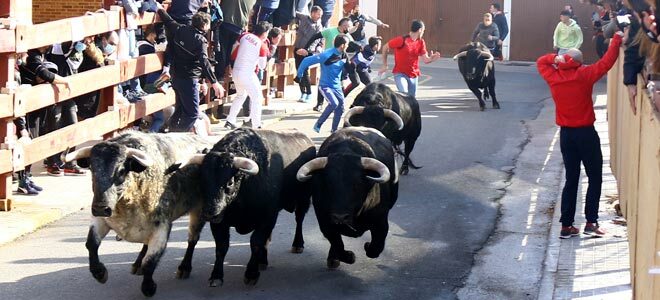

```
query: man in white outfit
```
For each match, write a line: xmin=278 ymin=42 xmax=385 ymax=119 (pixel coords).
xmin=225 ymin=21 xmax=272 ymax=129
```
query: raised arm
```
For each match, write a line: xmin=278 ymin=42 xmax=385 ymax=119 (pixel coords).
xmin=582 ymin=33 xmax=622 ymax=83
xmin=536 ymin=53 xmax=558 ymax=81
xmin=297 ymin=54 xmax=322 ymax=78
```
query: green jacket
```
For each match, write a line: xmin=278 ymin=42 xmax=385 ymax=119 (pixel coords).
xmin=553 ymin=19 xmax=583 ymax=49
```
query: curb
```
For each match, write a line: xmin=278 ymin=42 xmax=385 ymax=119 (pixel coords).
xmin=537 ymin=174 xmax=564 ymax=300
xmin=0 ymin=206 xmax=68 ymax=246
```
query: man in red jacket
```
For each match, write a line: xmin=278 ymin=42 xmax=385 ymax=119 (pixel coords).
xmin=537 ymin=30 xmax=624 ymax=239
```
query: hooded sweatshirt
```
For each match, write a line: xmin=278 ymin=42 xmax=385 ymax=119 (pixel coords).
xmin=537 ymin=34 xmax=622 ymax=127
xmin=553 ymin=19 xmax=583 ymax=49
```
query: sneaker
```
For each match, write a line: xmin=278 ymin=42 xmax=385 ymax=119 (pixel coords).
xmin=63 ymin=164 xmax=87 ymax=176
xmin=26 ymin=177 xmax=43 ymax=192
xmin=303 ymin=94 xmax=312 ymax=103
xmin=559 ymin=226 xmax=579 ymax=239
xmin=313 ymin=105 xmax=323 ymax=112
xmin=224 ymin=121 xmax=237 ymax=130
xmin=17 ymin=180 xmax=39 ymax=195
xmin=583 ymin=223 xmax=606 ymax=237
xmin=298 ymin=94 xmax=306 ymax=103
xmin=46 ymin=165 xmax=63 ymax=177
xmin=313 ymin=123 xmax=321 ymax=133
xmin=242 ymin=119 xmax=252 ymax=128
xmin=154 ymin=73 xmax=171 ymax=88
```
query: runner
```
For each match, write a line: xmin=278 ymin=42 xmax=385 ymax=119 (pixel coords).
xmin=379 ymin=20 xmax=441 ymax=97
xmin=224 ymin=21 xmax=272 ymax=129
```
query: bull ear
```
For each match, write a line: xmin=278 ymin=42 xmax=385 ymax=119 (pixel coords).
xmin=125 ymin=157 xmax=148 ymax=173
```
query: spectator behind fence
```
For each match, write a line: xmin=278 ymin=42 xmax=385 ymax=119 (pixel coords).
xmin=217 ymin=0 xmax=257 ymax=80
xmin=14 ymin=48 xmax=70 ymax=194
xmin=293 ymin=5 xmax=324 ymax=103
xmin=348 ymin=4 xmax=389 ymax=47
xmin=45 ymin=41 xmax=87 ymax=176
xmin=137 ymin=25 xmax=170 ymax=133
xmin=75 ymin=36 xmax=105 ymax=120
xmin=489 ymin=3 xmax=508 ymax=60
xmin=591 ymin=4 xmax=611 ymax=57
xmin=250 ymin=0 xmax=280 ymax=28
xmin=472 ymin=12 xmax=500 ymax=51
xmin=537 ymin=29 xmax=625 ymax=239
xmin=157 ymin=7 xmax=224 ymax=133
xmin=224 ymin=21 xmax=273 ymax=130
xmin=554 ymin=10 xmax=584 ymax=55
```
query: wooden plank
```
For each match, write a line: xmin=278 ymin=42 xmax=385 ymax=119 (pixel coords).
xmin=0 ymin=93 xmax=12 ymax=119
xmin=22 ymin=110 xmax=120 ymax=166
xmin=15 ymin=10 xmax=121 ymax=52
xmin=0 ymin=149 xmax=10 ymax=174
xmin=0 ymin=119 xmax=12 ymax=202
xmin=135 ymin=11 xmax=163 ymax=27
xmin=16 ymin=64 xmax=121 ymax=116
xmin=0 ymin=29 xmax=15 ymax=53
xmin=120 ymin=52 xmax=164 ymax=82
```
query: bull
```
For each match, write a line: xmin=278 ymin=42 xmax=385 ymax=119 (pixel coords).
xmin=453 ymin=42 xmax=500 ymax=111
xmin=296 ymin=127 xmax=398 ymax=269
xmin=174 ymin=128 xmax=316 ymax=286
xmin=343 ymin=82 xmax=422 ymax=175
xmin=63 ymin=131 xmax=213 ymax=297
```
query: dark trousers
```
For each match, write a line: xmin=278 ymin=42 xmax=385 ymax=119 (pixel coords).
xmin=344 ymin=63 xmax=371 ymax=96
xmin=44 ymin=101 xmax=78 ymax=166
xmin=216 ymin=23 xmax=243 ymax=80
xmin=170 ymin=77 xmax=200 ymax=132
xmin=559 ymin=126 xmax=603 ymax=227
xmin=295 ymin=52 xmax=312 ymax=94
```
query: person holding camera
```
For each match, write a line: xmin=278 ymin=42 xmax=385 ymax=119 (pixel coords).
xmin=537 ymin=29 xmax=626 ymax=239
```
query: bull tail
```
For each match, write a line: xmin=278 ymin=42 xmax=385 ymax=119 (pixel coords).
xmin=408 ymin=158 xmax=423 ymax=169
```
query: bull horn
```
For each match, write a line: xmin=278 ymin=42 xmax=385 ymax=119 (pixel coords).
xmin=452 ymin=51 xmax=468 ymax=60
xmin=296 ymin=157 xmax=328 ymax=182
xmin=62 ymin=146 xmax=93 ymax=163
xmin=383 ymin=109 xmax=405 ymax=130
xmin=178 ymin=154 xmax=206 ymax=169
xmin=361 ymin=157 xmax=390 ymax=183
xmin=233 ymin=157 xmax=259 ymax=175
xmin=127 ymin=148 xmax=154 ymax=167
xmin=343 ymin=106 xmax=365 ymax=127
xmin=481 ymin=51 xmax=495 ymax=61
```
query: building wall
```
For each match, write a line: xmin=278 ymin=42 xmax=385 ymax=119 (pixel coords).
xmin=33 ymin=0 xmax=102 ymax=24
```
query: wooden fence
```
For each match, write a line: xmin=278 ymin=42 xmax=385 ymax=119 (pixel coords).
xmin=0 ymin=0 xmax=313 ymax=210
xmin=607 ymin=53 xmax=660 ymax=298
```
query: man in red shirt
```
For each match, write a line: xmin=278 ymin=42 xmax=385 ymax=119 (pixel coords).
xmin=537 ymin=30 xmax=625 ymax=239
xmin=379 ymin=20 xmax=441 ymax=97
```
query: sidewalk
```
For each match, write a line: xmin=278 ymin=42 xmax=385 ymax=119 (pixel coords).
xmin=539 ymin=95 xmax=632 ymax=299
xmin=0 ymin=85 xmax=317 ymax=246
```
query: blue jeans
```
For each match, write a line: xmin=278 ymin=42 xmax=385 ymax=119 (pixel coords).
xmin=170 ymin=77 xmax=200 ymax=132
xmin=149 ymin=110 xmax=165 ymax=133
xmin=393 ymin=73 xmax=419 ymax=97
xmin=317 ymin=86 xmax=344 ymax=132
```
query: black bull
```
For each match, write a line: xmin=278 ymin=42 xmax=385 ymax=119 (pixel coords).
xmin=454 ymin=42 xmax=500 ymax=111
xmin=344 ymin=82 xmax=422 ymax=175
xmin=174 ymin=128 xmax=316 ymax=287
xmin=296 ymin=127 xmax=398 ymax=269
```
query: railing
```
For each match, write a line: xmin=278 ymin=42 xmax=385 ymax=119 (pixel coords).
xmin=606 ymin=53 xmax=660 ymax=298
xmin=0 ymin=0 xmax=312 ymax=210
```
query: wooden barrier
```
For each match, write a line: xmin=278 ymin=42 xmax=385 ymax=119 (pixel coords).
xmin=607 ymin=54 xmax=660 ymax=298
xmin=0 ymin=1 xmax=332 ymax=210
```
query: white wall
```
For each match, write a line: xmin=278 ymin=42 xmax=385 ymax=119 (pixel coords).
xmin=360 ymin=0 xmax=379 ymax=38
xmin=503 ymin=0 xmax=511 ymax=60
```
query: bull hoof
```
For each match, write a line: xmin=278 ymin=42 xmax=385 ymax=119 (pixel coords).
xmin=340 ymin=250 xmax=356 ymax=264
xmin=91 ymin=264 xmax=108 ymax=284
xmin=291 ymin=246 xmax=304 ymax=254
xmin=327 ymin=259 xmax=340 ymax=269
xmin=364 ymin=242 xmax=381 ymax=259
xmin=400 ymin=166 xmax=409 ymax=175
xmin=131 ymin=264 xmax=143 ymax=276
xmin=258 ymin=263 xmax=268 ymax=271
xmin=176 ymin=269 xmax=191 ymax=279
xmin=141 ymin=280 xmax=157 ymax=297
xmin=243 ymin=270 xmax=260 ymax=286
xmin=493 ymin=103 xmax=500 ymax=109
xmin=208 ymin=278 xmax=224 ymax=287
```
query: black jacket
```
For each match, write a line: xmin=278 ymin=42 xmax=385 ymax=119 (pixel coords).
xmin=623 ymin=16 xmax=645 ymax=86
xmin=493 ymin=13 xmax=508 ymax=41
xmin=158 ymin=9 xmax=218 ymax=83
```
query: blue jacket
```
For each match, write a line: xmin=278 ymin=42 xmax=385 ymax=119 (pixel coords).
xmin=297 ymin=48 xmax=345 ymax=90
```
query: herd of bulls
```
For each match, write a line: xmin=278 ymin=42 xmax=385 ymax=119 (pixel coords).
xmin=63 ymin=82 xmax=423 ymax=297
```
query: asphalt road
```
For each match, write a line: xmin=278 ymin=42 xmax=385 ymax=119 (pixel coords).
xmin=0 ymin=61 xmax=552 ymax=300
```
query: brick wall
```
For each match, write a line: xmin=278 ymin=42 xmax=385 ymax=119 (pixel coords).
xmin=33 ymin=0 xmax=103 ymax=24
